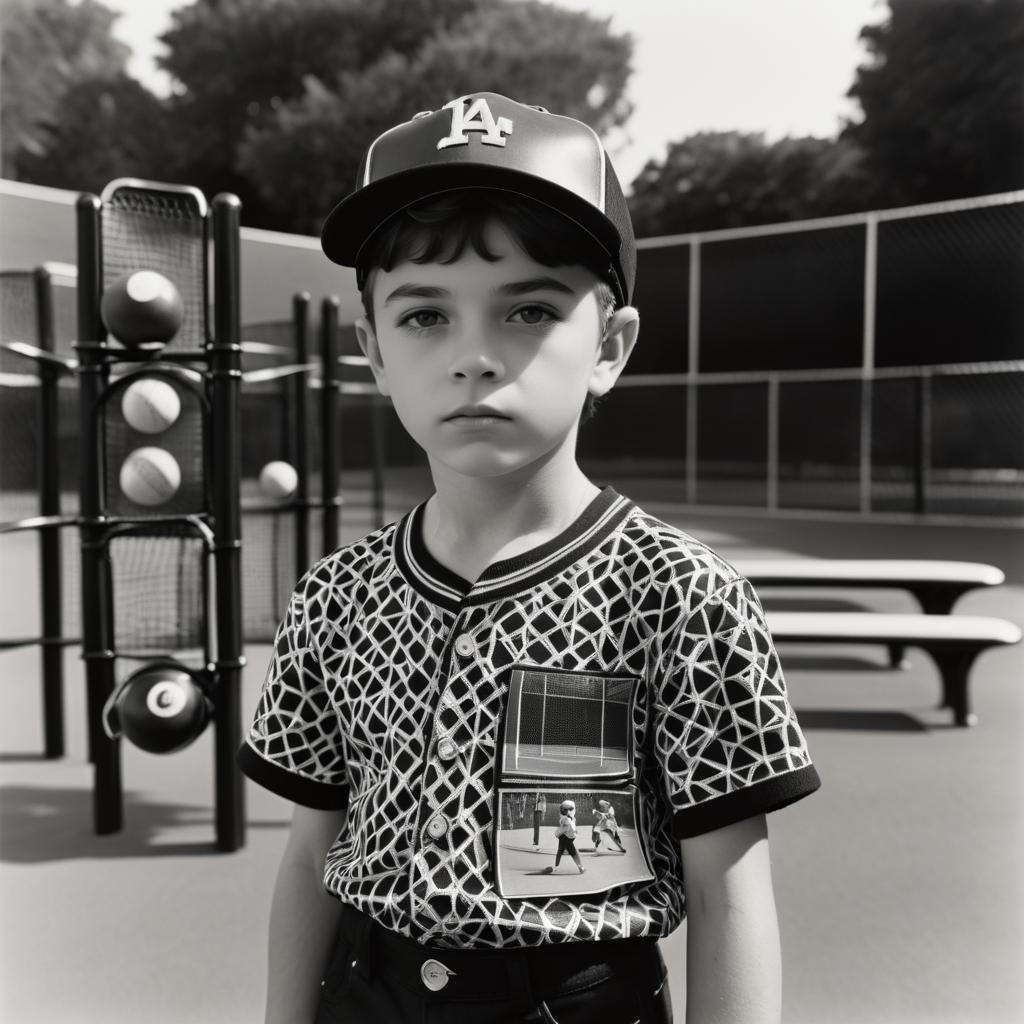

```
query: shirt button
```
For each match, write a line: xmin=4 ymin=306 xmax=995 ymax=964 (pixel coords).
xmin=453 ymin=633 xmax=475 ymax=657
xmin=437 ymin=737 xmax=459 ymax=762
xmin=425 ymin=815 xmax=449 ymax=841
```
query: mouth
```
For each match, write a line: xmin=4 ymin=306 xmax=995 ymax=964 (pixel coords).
xmin=444 ymin=405 xmax=511 ymax=422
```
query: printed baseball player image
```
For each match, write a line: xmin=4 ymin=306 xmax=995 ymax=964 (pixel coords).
xmin=593 ymin=799 xmax=628 ymax=854
xmin=238 ymin=91 xmax=821 ymax=1024
xmin=542 ymin=800 xmax=585 ymax=875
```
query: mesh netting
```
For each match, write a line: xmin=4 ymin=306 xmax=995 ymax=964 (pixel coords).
xmin=876 ymin=203 xmax=1024 ymax=367
xmin=101 ymin=184 xmax=207 ymax=352
xmin=778 ymin=379 xmax=862 ymax=511
xmin=109 ymin=526 xmax=207 ymax=662
xmin=102 ymin=374 xmax=207 ymax=517
xmin=699 ymin=223 xmax=866 ymax=373
xmin=695 ymin=382 xmax=769 ymax=507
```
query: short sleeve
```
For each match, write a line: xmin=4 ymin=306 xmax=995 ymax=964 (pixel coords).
xmin=236 ymin=583 xmax=349 ymax=810
xmin=653 ymin=577 xmax=820 ymax=839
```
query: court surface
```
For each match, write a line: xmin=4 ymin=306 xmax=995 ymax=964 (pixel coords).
xmin=1 ymin=471 xmax=1022 ymax=1023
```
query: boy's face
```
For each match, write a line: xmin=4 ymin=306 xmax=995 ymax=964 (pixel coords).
xmin=355 ymin=219 xmax=637 ymax=484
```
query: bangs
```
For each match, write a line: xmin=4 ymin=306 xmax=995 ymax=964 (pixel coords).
xmin=357 ymin=190 xmax=616 ymax=297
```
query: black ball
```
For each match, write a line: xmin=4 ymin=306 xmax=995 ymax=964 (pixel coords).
xmin=118 ymin=666 xmax=210 ymax=754
xmin=101 ymin=270 xmax=184 ymax=347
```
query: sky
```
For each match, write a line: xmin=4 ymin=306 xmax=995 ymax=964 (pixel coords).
xmin=104 ymin=0 xmax=888 ymax=184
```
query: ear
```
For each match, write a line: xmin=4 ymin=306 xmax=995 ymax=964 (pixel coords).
xmin=354 ymin=316 xmax=391 ymax=397
xmin=589 ymin=306 xmax=639 ymax=398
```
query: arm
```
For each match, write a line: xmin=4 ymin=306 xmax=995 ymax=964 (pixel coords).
xmin=265 ymin=804 xmax=347 ymax=1024
xmin=679 ymin=814 xmax=781 ymax=1024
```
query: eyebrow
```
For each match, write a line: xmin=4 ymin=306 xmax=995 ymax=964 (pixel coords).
xmin=383 ymin=276 xmax=576 ymax=305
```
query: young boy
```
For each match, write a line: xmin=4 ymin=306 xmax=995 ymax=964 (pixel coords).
xmin=542 ymin=800 xmax=585 ymax=875
xmin=239 ymin=92 xmax=820 ymax=1024
xmin=592 ymin=799 xmax=627 ymax=854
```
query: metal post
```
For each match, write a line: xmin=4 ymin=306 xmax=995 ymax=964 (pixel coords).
xmin=913 ymin=369 xmax=932 ymax=517
xmin=210 ymin=193 xmax=246 ymax=852
xmin=34 ymin=266 xmax=65 ymax=759
xmin=75 ymin=193 xmax=122 ymax=834
xmin=319 ymin=297 xmax=341 ymax=555
xmin=292 ymin=293 xmax=311 ymax=578
xmin=860 ymin=215 xmax=878 ymax=513
xmin=766 ymin=375 xmax=779 ymax=511
xmin=686 ymin=240 xmax=701 ymax=505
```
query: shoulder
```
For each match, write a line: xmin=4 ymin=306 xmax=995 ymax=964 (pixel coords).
xmin=294 ymin=518 xmax=403 ymax=611
xmin=615 ymin=500 xmax=744 ymax=600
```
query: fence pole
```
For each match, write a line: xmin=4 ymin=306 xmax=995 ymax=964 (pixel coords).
xmin=686 ymin=240 xmax=701 ymax=504
xmin=860 ymin=215 xmax=878 ymax=513
xmin=913 ymin=369 xmax=932 ymax=516
xmin=766 ymin=375 xmax=780 ymax=511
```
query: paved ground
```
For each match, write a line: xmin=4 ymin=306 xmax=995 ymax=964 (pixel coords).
xmin=2 ymin=478 xmax=1022 ymax=1023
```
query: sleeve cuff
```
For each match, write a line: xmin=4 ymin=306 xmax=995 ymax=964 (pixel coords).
xmin=672 ymin=763 xmax=821 ymax=840
xmin=237 ymin=742 xmax=349 ymax=811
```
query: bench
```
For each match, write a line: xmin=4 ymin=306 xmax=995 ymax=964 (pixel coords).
xmin=731 ymin=558 xmax=1005 ymax=615
xmin=765 ymin=611 xmax=1022 ymax=727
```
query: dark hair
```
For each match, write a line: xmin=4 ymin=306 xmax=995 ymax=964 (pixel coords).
xmin=357 ymin=189 xmax=618 ymax=420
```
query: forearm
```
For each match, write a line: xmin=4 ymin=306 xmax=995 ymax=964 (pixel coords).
xmin=265 ymin=838 xmax=345 ymax=1023
xmin=684 ymin=887 xmax=782 ymax=1024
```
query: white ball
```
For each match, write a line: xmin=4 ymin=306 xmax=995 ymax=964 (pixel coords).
xmin=121 ymin=378 xmax=181 ymax=434
xmin=259 ymin=460 xmax=298 ymax=500
xmin=119 ymin=447 xmax=182 ymax=506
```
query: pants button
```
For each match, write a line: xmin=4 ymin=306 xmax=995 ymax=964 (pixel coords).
xmin=421 ymin=959 xmax=455 ymax=991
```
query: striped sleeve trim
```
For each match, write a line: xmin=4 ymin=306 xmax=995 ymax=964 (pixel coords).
xmin=237 ymin=742 xmax=349 ymax=811
xmin=672 ymin=764 xmax=821 ymax=840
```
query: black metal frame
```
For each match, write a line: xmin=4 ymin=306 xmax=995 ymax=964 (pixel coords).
xmin=74 ymin=184 xmax=246 ymax=851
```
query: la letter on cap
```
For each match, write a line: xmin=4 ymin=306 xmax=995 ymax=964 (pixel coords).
xmin=437 ymin=97 xmax=514 ymax=150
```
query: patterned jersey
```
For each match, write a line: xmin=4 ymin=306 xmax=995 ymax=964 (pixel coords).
xmin=238 ymin=488 xmax=819 ymax=949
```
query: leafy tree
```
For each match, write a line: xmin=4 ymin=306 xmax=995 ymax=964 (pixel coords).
xmin=238 ymin=0 xmax=633 ymax=233
xmin=234 ymin=2 xmax=632 ymax=233
xmin=844 ymin=0 xmax=1024 ymax=205
xmin=628 ymin=132 xmax=867 ymax=237
xmin=156 ymin=0 xmax=483 ymax=227
xmin=1 ymin=0 xmax=130 ymax=177
xmin=15 ymin=73 xmax=173 ymax=192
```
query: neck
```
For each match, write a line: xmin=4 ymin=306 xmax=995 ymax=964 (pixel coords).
xmin=422 ymin=451 xmax=599 ymax=582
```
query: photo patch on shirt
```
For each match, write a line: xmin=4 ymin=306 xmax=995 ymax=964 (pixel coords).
xmin=500 ymin=667 xmax=639 ymax=783
xmin=492 ymin=785 xmax=655 ymax=900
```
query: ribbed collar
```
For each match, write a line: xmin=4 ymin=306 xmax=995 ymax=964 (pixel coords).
xmin=393 ymin=486 xmax=634 ymax=611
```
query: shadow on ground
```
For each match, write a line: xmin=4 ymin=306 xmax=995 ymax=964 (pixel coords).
xmin=0 ymin=785 xmax=287 ymax=862
xmin=794 ymin=708 xmax=930 ymax=732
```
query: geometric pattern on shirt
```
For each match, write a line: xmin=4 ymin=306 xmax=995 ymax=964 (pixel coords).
xmin=243 ymin=489 xmax=817 ymax=949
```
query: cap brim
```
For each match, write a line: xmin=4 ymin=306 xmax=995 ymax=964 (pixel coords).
xmin=321 ymin=164 xmax=624 ymax=290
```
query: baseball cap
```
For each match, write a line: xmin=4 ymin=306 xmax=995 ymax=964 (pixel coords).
xmin=320 ymin=92 xmax=636 ymax=305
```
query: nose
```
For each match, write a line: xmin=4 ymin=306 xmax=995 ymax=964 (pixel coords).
xmin=448 ymin=337 xmax=505 ymax=382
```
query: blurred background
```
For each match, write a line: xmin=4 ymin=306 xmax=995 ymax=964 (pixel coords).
xmin=3 ymin=0 xmax=1022 ymax=522
xmin=1 ymin=4 xmax=1023 ymax=1023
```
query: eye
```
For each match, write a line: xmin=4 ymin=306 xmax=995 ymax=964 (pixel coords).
xmin=398 ymin=309 xmax=446 ymax=330
xmin=509 ymin=304 xmax=557 ymax=326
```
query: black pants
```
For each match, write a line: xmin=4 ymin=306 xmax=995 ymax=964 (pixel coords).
xmin=316 ymin=904 xmax=673 ymax=1024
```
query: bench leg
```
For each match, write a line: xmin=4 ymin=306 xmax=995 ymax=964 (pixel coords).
xmin=931 ymin=650 xmax=980 ymax=727
xmin=888 ymin=643 xmax=909 ymax=670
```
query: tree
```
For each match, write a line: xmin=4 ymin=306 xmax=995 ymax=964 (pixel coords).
xmin=237 ymin=0 xmax=633 ymax=233
xmin=844 ymin=0 xmax=1024 ymax=205
xmin=156 ymin=0 xmax=483 ymax=228
xmin=15 ymin=73 xmax=173 ymax=192
xmin=1 ymin=0 xmax=130 ymax=177
xmin=628 ymin=132 xmax=867 ymax=238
